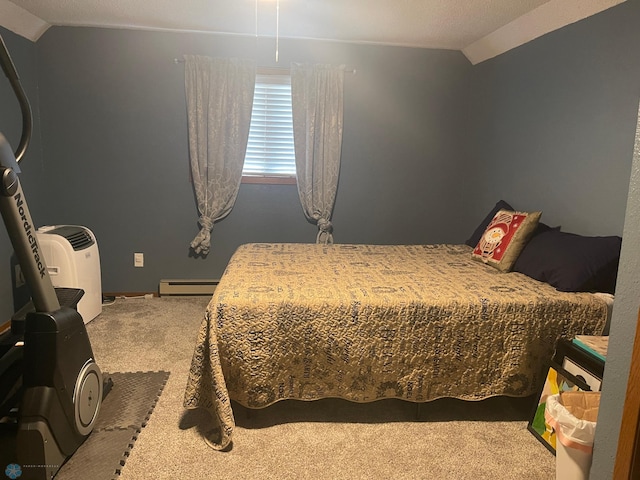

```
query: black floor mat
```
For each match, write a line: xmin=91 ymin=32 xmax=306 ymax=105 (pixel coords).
xmin=0 ymin=370 xmax=170 ymax=480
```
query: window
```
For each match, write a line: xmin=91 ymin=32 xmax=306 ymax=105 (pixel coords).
xmin=243 ymin=73 xmax=296 ymax=184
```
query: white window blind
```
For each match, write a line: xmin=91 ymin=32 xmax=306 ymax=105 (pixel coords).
xmin=243 ymin=74 xmax=296 ymax=177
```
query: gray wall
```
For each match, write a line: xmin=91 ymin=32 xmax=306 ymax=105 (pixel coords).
xmin=595 ymin=112 xmax=640 ymax=479
xmin=33 ymin=28 xmax=474 ymax=293
xmin=469 ymin=3 xmax=639 ymax=235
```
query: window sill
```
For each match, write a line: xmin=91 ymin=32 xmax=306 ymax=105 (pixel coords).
xmin=241 ymin=176 xmax=296 ymax=185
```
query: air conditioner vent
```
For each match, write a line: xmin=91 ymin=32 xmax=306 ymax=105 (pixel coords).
xmin=46 ymin=226 xmax=94 ymax=251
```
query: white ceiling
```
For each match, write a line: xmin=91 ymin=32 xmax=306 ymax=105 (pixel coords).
xmin=0 ymin=0 xmax=627 ymax=64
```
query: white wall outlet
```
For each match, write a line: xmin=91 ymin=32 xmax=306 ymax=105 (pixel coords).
xmin=134 ymin=252 xmax=144 ymax=267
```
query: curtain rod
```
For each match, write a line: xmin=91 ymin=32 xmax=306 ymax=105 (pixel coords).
xmin=173 ymin=58 xmax=356 ymax=75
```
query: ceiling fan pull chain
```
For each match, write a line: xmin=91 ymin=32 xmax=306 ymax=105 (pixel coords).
xmin=275 ymin=0 xmax=280 ymax=63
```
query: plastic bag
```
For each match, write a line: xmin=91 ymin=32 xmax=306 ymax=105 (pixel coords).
xmin=545 ymin=391 xmax=599 ymax=453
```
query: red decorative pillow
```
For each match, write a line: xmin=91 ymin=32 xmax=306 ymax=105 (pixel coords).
xmin=472 ymin=209 xmax=541 ymax=272
xmin=465 ymin=200 xmax=514 ymax=247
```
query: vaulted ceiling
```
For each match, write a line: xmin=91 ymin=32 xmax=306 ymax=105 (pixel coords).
xmin=0 ymin=0 xmax=627 ymax=64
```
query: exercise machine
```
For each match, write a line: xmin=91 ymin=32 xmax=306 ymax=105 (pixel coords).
xmin=0 ymin=34 xmax=106 ymax=479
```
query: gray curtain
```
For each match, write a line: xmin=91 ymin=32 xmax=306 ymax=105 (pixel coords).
xmin=184 ymin=55 xmax=256 ymax=255
xmin=291 ymin=63 xmax=345 ymax=244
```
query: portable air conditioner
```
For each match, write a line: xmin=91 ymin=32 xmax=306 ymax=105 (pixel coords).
xmin=36 ymin=225 xmax=102 ymax=323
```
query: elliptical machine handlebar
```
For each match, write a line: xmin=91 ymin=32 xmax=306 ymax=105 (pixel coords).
xmin=0 ymin=32 xmax=57 ymax=313
xmin=0 ymin=35 xmax=32 ymax=163
xmin=0 ymin=134 xmax=60 ymax=313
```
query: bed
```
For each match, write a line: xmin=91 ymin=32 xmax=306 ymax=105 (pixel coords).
xmin=183 ymin=238 xmax=612 ymax=450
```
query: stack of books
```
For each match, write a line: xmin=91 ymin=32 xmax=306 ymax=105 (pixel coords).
xmin=572 ymin=335 xmax=608 ymax=362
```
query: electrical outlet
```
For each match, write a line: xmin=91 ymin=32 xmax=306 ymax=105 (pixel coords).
xmin=134 ymin=252 xmax=144 ymax=267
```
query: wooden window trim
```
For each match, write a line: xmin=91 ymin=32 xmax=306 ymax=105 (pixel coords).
xmin=241 ymin=175 xmax=296 ymax=185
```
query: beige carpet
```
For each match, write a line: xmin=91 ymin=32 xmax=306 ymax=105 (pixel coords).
xmin=85 ymin=296 xmax=556 ymax=479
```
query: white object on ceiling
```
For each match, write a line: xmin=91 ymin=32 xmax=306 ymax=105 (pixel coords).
xmin=0 ymin=0 xmax=627 ymax=64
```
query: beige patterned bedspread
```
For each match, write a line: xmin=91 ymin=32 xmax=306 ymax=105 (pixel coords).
xmin=183 ymin=243 xmax=607 ymax=450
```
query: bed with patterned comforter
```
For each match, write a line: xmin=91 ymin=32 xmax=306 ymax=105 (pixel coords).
xmin=183 ymin=243 xmax=608 ymax=450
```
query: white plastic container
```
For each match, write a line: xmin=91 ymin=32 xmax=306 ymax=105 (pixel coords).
xmin=545 ymin=393 xmax=598 ymax=480
xmin=555 ymin=438 xmax=594 ymax=479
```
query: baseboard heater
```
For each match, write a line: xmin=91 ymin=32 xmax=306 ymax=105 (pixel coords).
xmin=159 ymin=279 xmax=219 ymax=296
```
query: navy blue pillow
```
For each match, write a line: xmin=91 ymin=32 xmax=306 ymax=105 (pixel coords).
xmin=513 ymin=230 xmax=622 ymax=294
xmin=465 ymin=200 xmax=514 ymax=247
xmin=532 ymin=222 xmax=559 ymax=236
